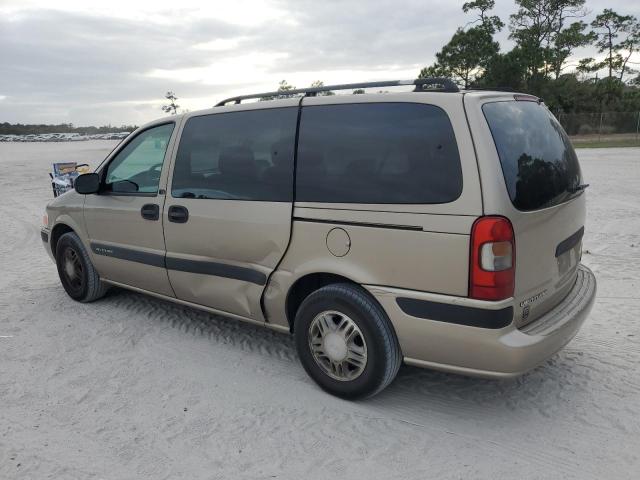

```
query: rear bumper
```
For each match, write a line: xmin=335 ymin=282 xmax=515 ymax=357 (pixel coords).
xmin=365 ymin=264 xmax=596 ymax=378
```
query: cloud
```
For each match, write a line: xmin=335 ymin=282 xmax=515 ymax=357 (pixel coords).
xmin=0 ymin=8 xmax=251 ymax=124
xmin=0 ymin=0 xmax=639 ymax=125
xmin=0 ymin=1 xmax=462 ymax=124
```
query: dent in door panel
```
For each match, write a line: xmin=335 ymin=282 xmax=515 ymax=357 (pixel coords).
xmin=168 ymin=270 xmax=263 ymax=319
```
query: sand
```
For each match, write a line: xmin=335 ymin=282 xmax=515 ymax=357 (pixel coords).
xmin=1 ymin=141 xmax=638 ymax=479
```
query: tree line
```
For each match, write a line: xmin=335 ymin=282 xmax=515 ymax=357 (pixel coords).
xmin=0 ymin=122 xmax=137 ymax=136
xmin=419 ymin=0 xmax=640 ymax=113
xmin=269 ymin=1 xmax=640 ymax=114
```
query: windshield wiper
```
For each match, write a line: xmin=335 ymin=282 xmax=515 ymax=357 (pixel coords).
xmin=568 ymin=183 xmax=589 ymax=193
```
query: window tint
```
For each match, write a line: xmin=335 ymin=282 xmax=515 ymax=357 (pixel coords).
xmin=105 ymin=123 xmax=174 ymax=194
xmin=172 ymin=108 xmax=298 ymax=201
xmin=296 ymin=103 xmax=462 ymax=204
xmin=482 ymin=101 xmax=582 ymax=211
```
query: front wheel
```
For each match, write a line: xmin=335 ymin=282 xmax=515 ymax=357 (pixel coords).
xmin=55 ymin=232 xmax=109 ymax=302
xmin=294 ymin=283 xmax=402 ymax=399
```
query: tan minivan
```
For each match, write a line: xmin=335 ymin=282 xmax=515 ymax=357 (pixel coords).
xmin=42 ymin=79 xmax=597 ymax=398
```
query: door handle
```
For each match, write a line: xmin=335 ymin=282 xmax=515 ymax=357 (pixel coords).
xmin=168 ymin=205 xmax=189 ymax=223
xmin=141 ymin=203 xmax=160 ymax=221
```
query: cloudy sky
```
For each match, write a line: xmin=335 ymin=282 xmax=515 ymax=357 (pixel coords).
xmin=1 ymin=0 xmax=639 ymax=126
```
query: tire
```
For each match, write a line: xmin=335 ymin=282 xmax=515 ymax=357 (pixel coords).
xmin=55 ymin=232 xmax=109 ymax=302
xmin=294 ymin=283 xmax=402 ymax=399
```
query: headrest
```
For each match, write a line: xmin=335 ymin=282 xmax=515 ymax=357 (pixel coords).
xmin=298 ymin=149 xmax=326 ymax=176
xmin=345 ymin=158 xmax=372 ymax=176
xmin=219 ymin=145 xmax=256 ymax=177
xmin=271 ymin=139 xmax=293 ymax=167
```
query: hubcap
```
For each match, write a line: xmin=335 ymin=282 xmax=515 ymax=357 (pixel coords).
xmin=308 ymin=310 xmax=367 ymax=381
xmin=65 ymin=259 xmax=76 ymax=279
xmin=62 ymin=247 xmax=84 ymax=292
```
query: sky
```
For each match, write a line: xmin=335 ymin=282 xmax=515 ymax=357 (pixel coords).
xmin=1 ymin=0 xmax=639 ymax=126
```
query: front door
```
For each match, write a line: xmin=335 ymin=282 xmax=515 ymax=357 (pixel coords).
xmin=163 ymin=104 xmax=298 ymax=320
xmin=85 ymin=122 xmax=178 ymax=297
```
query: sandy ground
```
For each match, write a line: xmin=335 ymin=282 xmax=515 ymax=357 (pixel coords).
xmin=0 ymin=141 xmax=639 ymax=479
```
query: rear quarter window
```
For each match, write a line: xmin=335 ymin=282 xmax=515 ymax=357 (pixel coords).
xmin=296 ymin=102 xmax=463 ymax=204
xmin=482 ymin=100 xmax=582 ymax=211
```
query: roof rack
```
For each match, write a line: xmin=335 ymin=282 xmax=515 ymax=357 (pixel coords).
xmin=215 ymin=78 xmax=459 ymax=106
xmin=466 ymin=86 xmax=516 ymax=92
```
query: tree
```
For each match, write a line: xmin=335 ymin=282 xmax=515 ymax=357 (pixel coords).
xmin=418 ymin=1 xmax=640 ymax=114
xmin=475 ymin=48 xmax=528 ymax=90
xmin=161 ymin=91 xmax=180 ymax=115
xmin=275 ymin=80 xmax=296 ymax=97
xmin=260 ymin=80 xmax=298 ymax=101
xmin=435 ymin=27 xmax=500 ymax=88
xmin=418 ymin=63 xmax=449 ymax=79
xmin=309 ymin=80 xmax=335 ymax=96
xmin=509 ymin=0 xmax=556 ymax=80
xmin=0 ymin=122 xmax=137 ymax=135
xmin=591 ymin=9 xmax=636 ymax=79
xmin=549 ymin=21 xmax=595 ymax=79
xmin=618 ymin=21 xmax=640 ymax=82
xmin=419 ymin=0 xmax=501 ymax=88
xmin=509 ymin=0 xmax=592 ymax=83
xmin=547 ymin=1 xmax=594 ymax=79
xmin=462 ymin=0 xmax=504 ymax=33
xmin=575 ymin=57 xmax=599 ymax=77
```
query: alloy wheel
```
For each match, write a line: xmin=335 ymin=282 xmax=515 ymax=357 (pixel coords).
xmin=308 ymin=310 xmax=368 ymax=381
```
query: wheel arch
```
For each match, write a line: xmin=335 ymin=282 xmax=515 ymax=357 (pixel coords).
xmin=285 ymin=272 xmax=360 ymax=332
xmin=49 ymin=210 xmax=89 ymax=257
xmin=50 ymin=222 xmax=75 ymax=256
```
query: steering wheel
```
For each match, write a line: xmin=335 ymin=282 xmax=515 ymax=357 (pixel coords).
xmin=125 ymin=164 xmax=161 ymax=188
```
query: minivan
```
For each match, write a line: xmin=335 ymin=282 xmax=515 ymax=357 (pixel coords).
xmin=42 ymin=78 xmax=597 ymax=398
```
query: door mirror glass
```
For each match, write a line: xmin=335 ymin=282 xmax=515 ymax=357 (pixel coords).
xmin=74 ymin=173 xmax=100 ymax=194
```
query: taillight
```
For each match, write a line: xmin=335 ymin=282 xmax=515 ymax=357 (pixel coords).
xmin=469 ymin=216 xmax=515 ymax=300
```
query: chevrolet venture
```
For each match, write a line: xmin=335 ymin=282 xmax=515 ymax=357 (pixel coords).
xmin=41 ymin=79 xmax=597 ymax=398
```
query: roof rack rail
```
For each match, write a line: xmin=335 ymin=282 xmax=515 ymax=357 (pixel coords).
xmin=215 ymin=78 xmax=459 ymax=106
xmin=466 ymin=86 xmax=516 ymax=92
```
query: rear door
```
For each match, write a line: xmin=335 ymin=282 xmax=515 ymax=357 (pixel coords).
xmin=85 ymin=122 xmax=178 ymax=296
xmin=162 ymin=103 xmax=299 ymax=321
xmin=468 ymin=94 xmax=587 ymax=326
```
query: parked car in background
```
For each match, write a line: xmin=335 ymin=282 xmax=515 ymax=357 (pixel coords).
xmin=0 ymin=132 xmax=130 ymax=142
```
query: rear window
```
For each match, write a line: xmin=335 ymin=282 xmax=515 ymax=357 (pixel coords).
xmin=296 ymin=103 xmax=462 ymax=204
xmin=482 ymin=100 xmax=582 ymax=211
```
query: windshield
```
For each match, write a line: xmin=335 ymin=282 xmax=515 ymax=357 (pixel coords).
xmin=482 ymin=100 xmax=582 ymax=211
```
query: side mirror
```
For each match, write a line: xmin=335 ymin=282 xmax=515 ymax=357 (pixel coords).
xmin=74 ymin=173 xmax=100 ymax=194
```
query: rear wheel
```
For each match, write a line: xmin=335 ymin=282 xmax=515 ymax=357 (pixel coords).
xmin=56 ymin=232 xmax=108 ymax=302
xmin=294 ymin=283 xmax=402 ymax=399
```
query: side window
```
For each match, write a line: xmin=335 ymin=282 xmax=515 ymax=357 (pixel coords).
xmin=171 ymin=107 xmax=298 ymax=201
xmin=104 ymin=123 xmax=175 ymax=194
xmin=296 ymin=103 xmax=463 ymax=204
